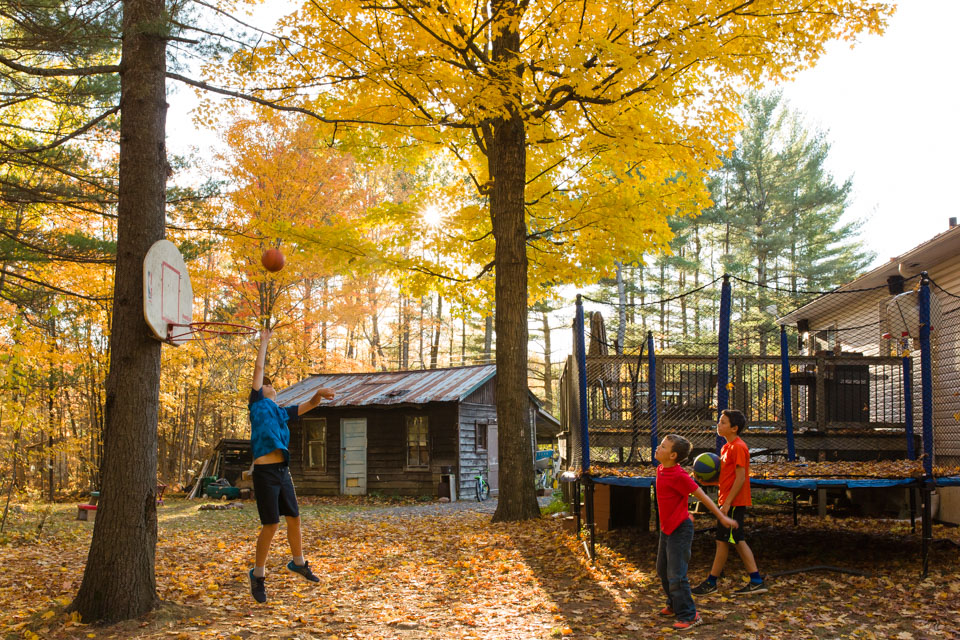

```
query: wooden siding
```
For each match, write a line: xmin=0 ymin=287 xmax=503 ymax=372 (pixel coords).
xmin=289 ymin=403 xmax=461 ymax=496
xmin=458 ymin=402 xmax=496 ymax=497
xmin=464 ymin=379 xmax=496 ymax=405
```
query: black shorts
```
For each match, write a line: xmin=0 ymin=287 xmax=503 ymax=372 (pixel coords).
xmin=716 ymin=506 xmax=747 ymax=544
xmin=253 ymin=462 xmax=299 ymax=525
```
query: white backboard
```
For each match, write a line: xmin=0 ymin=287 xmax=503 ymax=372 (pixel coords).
xmin=143 ymin=239 xmax=193 ymax=346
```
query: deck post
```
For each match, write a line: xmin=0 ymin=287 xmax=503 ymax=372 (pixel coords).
xmin=921 ymin=481 xmax=932 ymax=578
xmin=815 ymin=353 xmax=827 ymax=431
xmin=903 ymin=354 xmax=915 ymax=460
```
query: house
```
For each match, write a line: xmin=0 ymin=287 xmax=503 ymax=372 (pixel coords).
xmin=778 ymin=219 xmax=960 ymax=465
xmin=274 ymin=364 xmax=560 ymax=499
xmin=778 ymin=219 xmax=960 ymax=522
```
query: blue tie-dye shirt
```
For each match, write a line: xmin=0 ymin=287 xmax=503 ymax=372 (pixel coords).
xmin=248 ymin=388 xmax=299 ymax=463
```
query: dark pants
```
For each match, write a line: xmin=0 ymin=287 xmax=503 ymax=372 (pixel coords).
xmin=657 ymin=518 xmax=696 ymax=621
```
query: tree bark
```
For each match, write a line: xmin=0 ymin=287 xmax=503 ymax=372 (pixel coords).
xmin=615 ymin=261 xmax=626 ymax=355
xmin=488 ymin=5 xmax=538 ymax=522
xmin=482 ymin=315 xmax=493 ymax=363
xmin=541 ymin=311 xmax=553 ymax=413
xmin=429 ymin=295 xmax=442 ymax=369
xmin=70 ymin=0 xmax=166 ymax=621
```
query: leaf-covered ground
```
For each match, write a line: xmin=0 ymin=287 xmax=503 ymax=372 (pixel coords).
xmin=1 ymin=496 xmax=958 ymax=639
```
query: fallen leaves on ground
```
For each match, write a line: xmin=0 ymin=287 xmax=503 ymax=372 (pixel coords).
xmin=0 ymin=498 xmax=957 ymax=639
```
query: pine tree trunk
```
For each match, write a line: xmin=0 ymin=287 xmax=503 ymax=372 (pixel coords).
xmin=70 ymin=0 xmax=166 ymax=621
xmin=615 ymin=261 xmax=626 ymax=355
xmin=488 ymin=6 xmax=538 ymax=522
xmin=541 ymin=311 xmax=553 ymax=413
xmin=429 ymin=295 xmax=442 ymax=369
xmin=483 ymin=315 xmax=493 ymax=363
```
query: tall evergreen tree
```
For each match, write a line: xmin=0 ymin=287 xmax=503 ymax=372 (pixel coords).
xmin=713 ymin=91 xmax=873 ymax=353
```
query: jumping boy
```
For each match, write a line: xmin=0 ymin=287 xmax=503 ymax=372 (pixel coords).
xmin=655 ymin=434 xmax=738 ymax=631
xmin=691 ymin=409 xmax=767 ymax=596
xmin=248 ymin=328 xmax=335 ymax=603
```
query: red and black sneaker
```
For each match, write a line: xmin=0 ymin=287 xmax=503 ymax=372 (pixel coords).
xmin=672 ymin=613 xmax=703 ymax=631
xmin=658 ymin=606 xmax=675 ymax=616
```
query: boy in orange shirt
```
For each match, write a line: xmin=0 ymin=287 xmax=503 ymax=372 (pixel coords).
xmin=691 ymin=409 xmax=767 ymax=595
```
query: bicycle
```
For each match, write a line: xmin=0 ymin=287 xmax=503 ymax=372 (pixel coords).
xmin=474 ymin=470 xmax=491 ymax=502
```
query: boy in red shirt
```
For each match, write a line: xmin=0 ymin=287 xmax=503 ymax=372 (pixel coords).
xmin=655 ymin=434 xmax=737 ymax=631
xmin=692 ymin=409 xmax=767 ymax=595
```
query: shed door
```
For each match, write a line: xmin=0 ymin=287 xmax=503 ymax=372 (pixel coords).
xmin=340 ymin=418 xmax=367 ymax=495
xmin=487 ymin=423 xmax=499 ymax=494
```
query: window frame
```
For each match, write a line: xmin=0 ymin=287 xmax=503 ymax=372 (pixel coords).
xmin=475 ymin=420 xmax=488 ymax=452
xmin=405 ymin=415 xmax=430 ymax=469
xmin=302 ymin=417 xmax=327 ymax=473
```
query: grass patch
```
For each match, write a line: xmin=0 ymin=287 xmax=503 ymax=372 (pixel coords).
xmin=540 ymin=493 xmax=570 ymax=515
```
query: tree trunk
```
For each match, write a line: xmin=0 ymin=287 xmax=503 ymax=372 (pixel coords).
xmin=488 ymin=6 xmax=538 ymax=522
xmin=483 ymin=315 xmax=493 ymax=363
xmin=400 ymin=294 xmax=409 ymax=368
xmin=70 ymin=0 xmax=166 ymax=621
xmin=541 ymin=311 xmax=553 ymax=414
xmin=429 ymin=295 xmax=442 ymax=369
xmin=615 ymin=261 xmax=626 ymax=355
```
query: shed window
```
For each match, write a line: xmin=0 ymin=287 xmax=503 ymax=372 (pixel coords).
xmin=406 ymin=416 xmax=429 ymax=468
xmin=475 ymin=421 xmax=488 ymax=451
xmin=304 ymin=418 xmax=327 ymax=471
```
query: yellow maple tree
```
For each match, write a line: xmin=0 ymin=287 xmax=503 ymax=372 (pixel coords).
xmin=216 ymin=0 xmax=892 ymax=520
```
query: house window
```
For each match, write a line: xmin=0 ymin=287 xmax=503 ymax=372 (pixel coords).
xmin=406 ymin=416 xmax=429 ymax=468
xmin=304 ymin=418 xmax=326 ymax=471
xmin=476 ymin=421 xmax=488 ymax=451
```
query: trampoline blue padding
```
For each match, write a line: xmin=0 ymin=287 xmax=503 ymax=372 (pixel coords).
xmin=752 ymin=476 xmax=960 ymax=490
xmin=751 ymin=478 xmax=917 ymax=490
xmin=560 ymin=472 xmax=960 ymax=490
xmin=590 ymin=476 xmax=656 ymax=488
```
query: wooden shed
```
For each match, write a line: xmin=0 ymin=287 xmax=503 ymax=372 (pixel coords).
xmin=274 ymin=364 xmax=559 ymax=498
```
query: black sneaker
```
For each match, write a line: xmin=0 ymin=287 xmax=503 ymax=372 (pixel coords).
xmin=733 ymin=579 xmax=768 ymax=595
xmin=691 ymin=579 xmax=718 ymax=595
xmin=249 ymin=569 xmax=266 ymax=603
xmin=287 ymin=560 xmax=320 ymax=582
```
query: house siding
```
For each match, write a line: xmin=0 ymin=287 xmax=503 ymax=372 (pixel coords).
xmin=796 ymin=253 xmax=960 ymax=466
xmin=289 ymin=403 xmax=461 ymax=496
xmin=458 ymin=402 xmax=496 ymax=498
xmin=928 ymin=255 xmax=960 ymax=464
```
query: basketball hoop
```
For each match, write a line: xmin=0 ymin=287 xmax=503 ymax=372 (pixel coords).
xmin=166 ymin=321 xmax=257 ymax=343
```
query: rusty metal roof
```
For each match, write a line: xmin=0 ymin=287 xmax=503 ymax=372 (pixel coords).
xmin=274 ymin=364 xmax=497 ymax=409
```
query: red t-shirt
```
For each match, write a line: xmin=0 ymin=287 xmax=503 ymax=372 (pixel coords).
xmin=718 ymin=437 xmax=751 ymax=507
xmin=656 ymin=463 xmax=699 ymax=535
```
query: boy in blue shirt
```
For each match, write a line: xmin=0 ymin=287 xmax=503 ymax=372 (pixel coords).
xmin=248 ymin=328 xmax=335 ymax=603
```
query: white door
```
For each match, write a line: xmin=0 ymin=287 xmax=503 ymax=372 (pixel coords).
xmin=340 ymin=418 xmax=367 ymax=495
xmin=488 ymin=423 xmax=499 ymax=494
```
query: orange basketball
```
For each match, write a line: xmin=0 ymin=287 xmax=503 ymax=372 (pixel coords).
xmin=261 ymin=248 xmax=285 ymax=272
